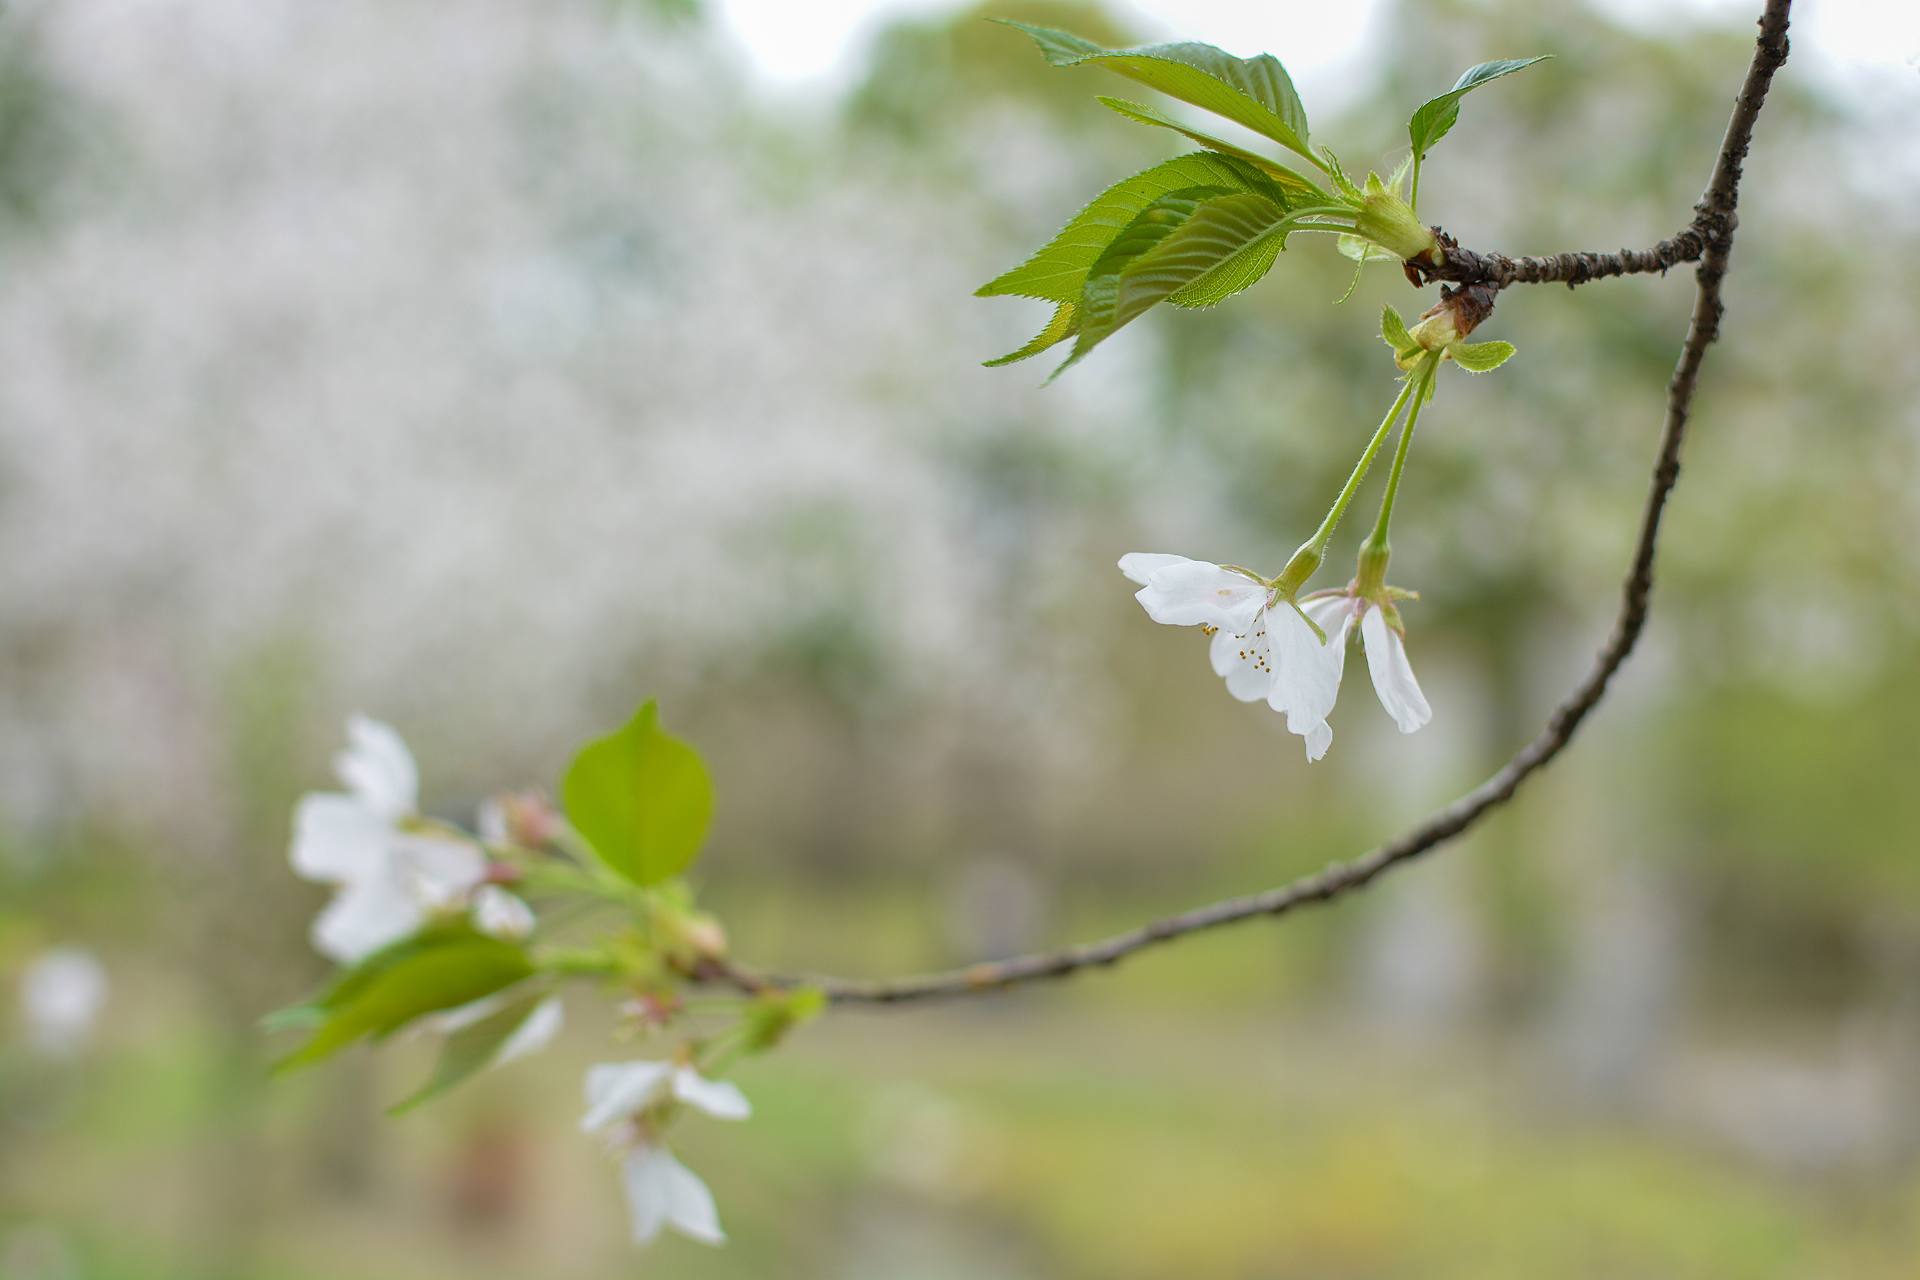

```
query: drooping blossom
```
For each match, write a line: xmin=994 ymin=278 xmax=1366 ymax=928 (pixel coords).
xmin=1302 ymin=590 xmax=1433 ymax=735
xmin=580 ymin=1060 xmax=751 ymax=1247
xmin=1120 ymin=553 xmax=1348 ymax=760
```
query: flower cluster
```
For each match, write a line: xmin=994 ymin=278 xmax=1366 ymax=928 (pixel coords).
xmin=291 ymin=716 xmax=536 ymax=962
xmin=1121 ymin=554 xmax=1430 ymax=760
xmin=282 ymin=714 xmax=777 ymax=1251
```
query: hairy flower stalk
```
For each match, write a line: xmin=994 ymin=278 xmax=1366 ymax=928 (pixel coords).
xmin=1307 ymin=353 xmax=1443 ymax=736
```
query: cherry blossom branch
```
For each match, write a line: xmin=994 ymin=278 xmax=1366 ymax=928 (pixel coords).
xmin=1414 ymin=225 xmax=1714 ymax=291
xmin=726 ymin=0 xmax=1792 ymax=1007
xmin=1416 ymin=5 xmax=1787 ymax=293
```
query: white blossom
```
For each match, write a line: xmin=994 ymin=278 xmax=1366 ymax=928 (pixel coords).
xmin=1121 ymin=553 xmax=1347 ymax=760
xmin=581 ymin=1060 xmax=750 ymax=1247
xmin=290 ymin=715 xmax=487 ymax=963
xmin=1307 ymin=593 xmax=1434 ymax=736
xmin=472 ymin=884 xmax=536 ymax=940
xmin=17 ymin=947 xmax=108 ymax=1058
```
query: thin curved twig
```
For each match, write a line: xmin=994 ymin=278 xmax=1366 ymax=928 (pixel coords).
xmin=732 ymin=0 xmax=1792 ymax=1007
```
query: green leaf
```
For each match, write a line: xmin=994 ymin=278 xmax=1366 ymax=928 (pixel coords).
xmin=1380 ymin=304 xmax=1418 ymax=358
xmin=1449 ymin=339 xmax=1516 ymax=372
xmin=1000 ymin=21 xmax=1313 ymax=163
xmin=1058 ymin=191 xmax=1295 ymax=374
xmin=984 ymin=301 xmax=1078 ymax=367
xmin=562 ymin=700 xmax=714 ymax=887
xmin=389 ymin=991 xmax=552 ymax=1114
xmin=1407 ymin=57 xmax=1549 ymax=159
xmin=1145 ymin=193 xmax=1297 ymax=309
xmin=978 ymin=152 xmax=1278 ymax=304
xmin=264 ymin=920 xmax=482 ymax=1033
xmin=274 ymin=934 xmax=533 ymax=1073
xmin=1094 ymin=97 xmax=1325 ymax=204
xmin=1055 ymin=188 xmax=1214 ymax=375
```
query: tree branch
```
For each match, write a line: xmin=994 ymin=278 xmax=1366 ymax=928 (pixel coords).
xmin=736 ymin=0 xmax=1793 ymax=1007
xmin=1416 ymin=225 xmax=1712 ymax=291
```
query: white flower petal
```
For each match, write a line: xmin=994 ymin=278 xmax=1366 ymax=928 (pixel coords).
xmin=1117 ymin=552 xmax=1192 ymax=586
xmin=671 ymin=1067 xmax=751 ymax=1121
xmin=1266 ymin=601 xmax=1349 ymax=754
xmin=1132 ymin=559 xmax=1268 ymax=633
xmin=290 ymin=793 xmax=389 ymax=883
xmin=473 ymin=885 xmax=535 ymax=940
xmin=335 ymin=715 xmax=419 ymax=819
xmin=1304 ymin=719 xmax=1333 ymax=762
xmin=623 ymin=1146 xmax=724 ymax=1247
xmin=1209 ymin=619 xmax=1274 ymax=702
xmin=581 ymin=1061 xmax=674 ymax=1134
xmin=494 ymin=996 xmax=564 ymax=1066
xmin=1361 ymin=606 xmax=1432 ymax=734
xmin=391 ymin=835 xmax=488 ymax=908
xmin=658 ymin=1150 xmax=726 ymax=1245
xmin=621 ymin=1146 xmax=673 ymax=1245
xmin=310 ymin=874 xmax=424 ymax=963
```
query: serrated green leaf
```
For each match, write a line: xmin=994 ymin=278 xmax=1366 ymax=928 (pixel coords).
xmin=563 ymin=700 xmax=713 ymax=887
xmin=1094 ymin=97 xmax=1325 ymax=205
xmin=1056 ymin=191 xmax=1296 ymax=375
xmin=1449 ymin=339 xmax=1516 ymax=372
xmin=1000 ymin=21 xmax=1313 ymax=163
xmin=1053 ymin=188 xmax=1215 ymax=376
xmin=388 ymin=991 xmax=551 ymax=1114
xmin=1408 ymin=57 xmax=1549 ymax=159
xmin=1122 ymin=193 xmax=1296 ymax=313
xmin=1380 ymin=304 xmax=1418 ymax=357
xmin=274 ymin=935 xmax=533 ymax=1073
xmin=978 ymin=152 xmax=1277 ymax=304
xmin=984 ymin=301 xmax=1078 ymax=367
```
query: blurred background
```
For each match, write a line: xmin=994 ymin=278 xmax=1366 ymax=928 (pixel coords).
xmin=4 ymin=0 xmax=1919 ymax=1275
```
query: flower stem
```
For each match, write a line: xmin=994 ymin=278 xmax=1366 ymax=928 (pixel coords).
xmin=1306 ymin=375 xmax=1421 ymax=556
xmin=1364 ymin=355 xmax=1440 ymax=556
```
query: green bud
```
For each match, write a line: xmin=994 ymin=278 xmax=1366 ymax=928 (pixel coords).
xmin=1406 ymin=306 xmax=1463 ymax=353
xmin=1352 ymin=175 xmax=1440 ymax=266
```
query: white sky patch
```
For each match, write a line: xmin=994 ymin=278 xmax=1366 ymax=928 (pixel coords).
xmin=714 ymin=0 xmax=1920 ymax=108
xmin=711 ymin=0 xmax=1385 ymax=107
